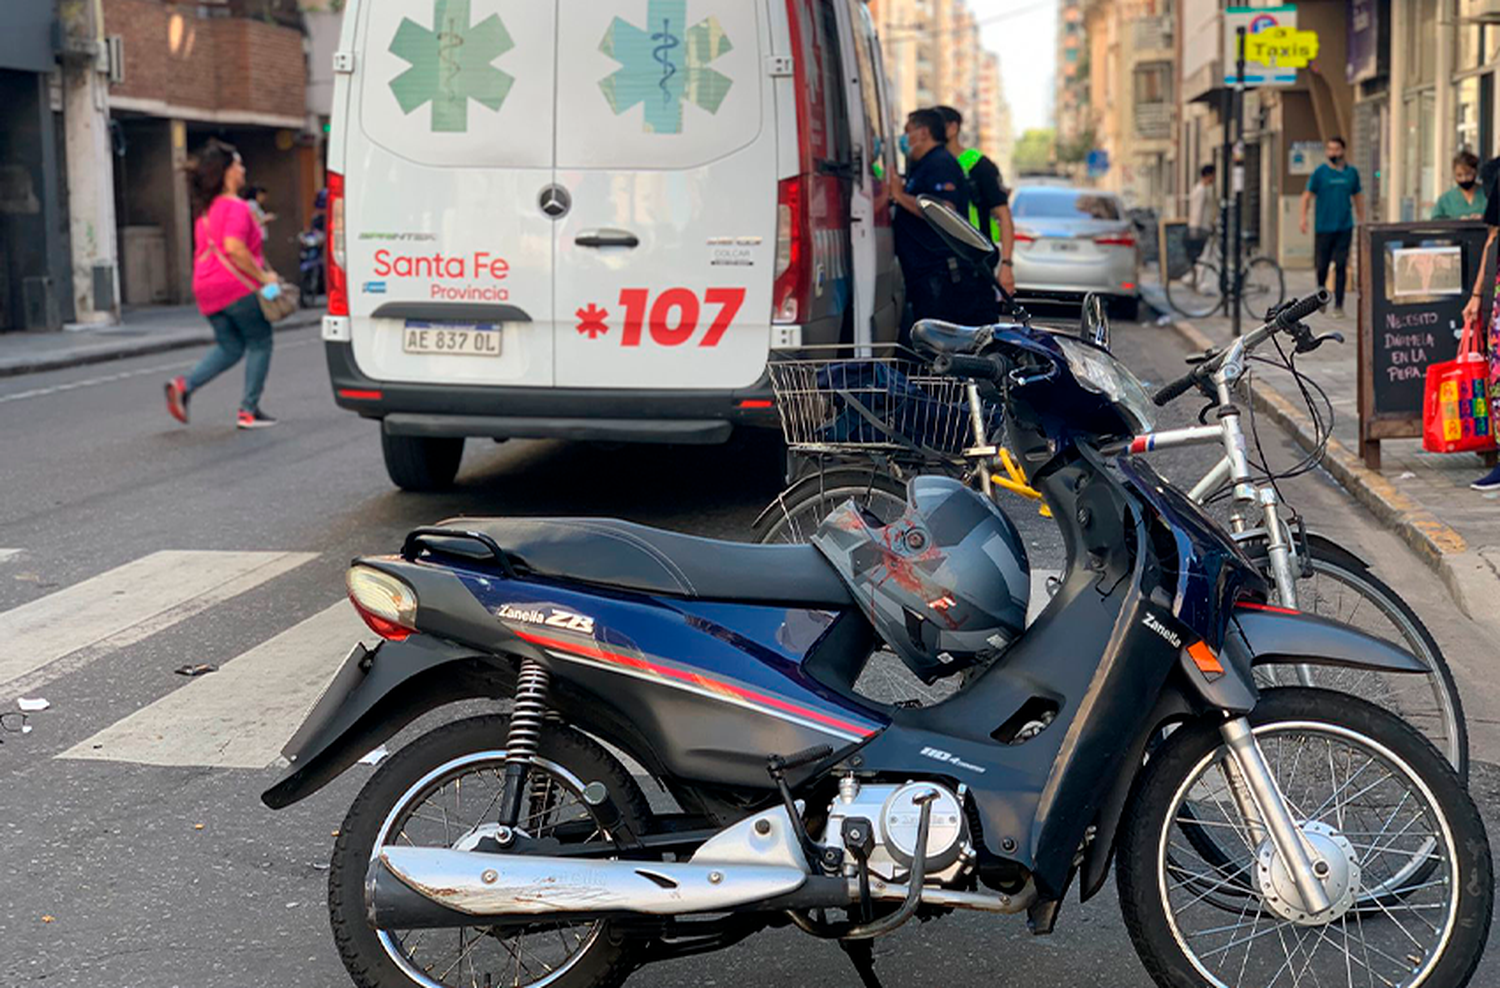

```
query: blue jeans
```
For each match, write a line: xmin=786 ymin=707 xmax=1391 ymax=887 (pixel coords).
xmin=187 ymin=292 xmax=273 ymax=413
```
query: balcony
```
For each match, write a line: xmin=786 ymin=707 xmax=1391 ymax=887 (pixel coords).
xmin=1132 ymin=15 xmax=1173 ymax=54
xmin=1135 ymin=102 xmax=1171 ymax=140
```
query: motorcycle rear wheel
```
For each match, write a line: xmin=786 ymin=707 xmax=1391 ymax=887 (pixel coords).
xmin=1118 ymin=689 xmax=1492 ymax=988
xmin=328 ymin=716 xmax=651 ymax=988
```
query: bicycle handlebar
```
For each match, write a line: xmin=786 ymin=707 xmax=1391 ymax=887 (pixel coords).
xmin=1153 ymin=290 xmax=1331 ymax=406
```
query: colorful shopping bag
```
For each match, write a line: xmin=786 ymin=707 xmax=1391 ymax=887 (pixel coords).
xmin=1423 ymin=316 xmax=1496 ymax=453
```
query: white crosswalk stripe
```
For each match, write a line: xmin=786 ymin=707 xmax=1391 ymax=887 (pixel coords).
xmin=0 ymin=549 xmax=21 ymax=564
xmin=62 ymin=602 xmax=371 ymax=769
xmin=0 ymin=550 xmax=318 ymax=701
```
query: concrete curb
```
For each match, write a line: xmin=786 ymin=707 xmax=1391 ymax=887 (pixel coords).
xmin=0 ymin=310 xmax=321 ymax=380
xmin=1165 ymin=316 xmax=1497 ymax=626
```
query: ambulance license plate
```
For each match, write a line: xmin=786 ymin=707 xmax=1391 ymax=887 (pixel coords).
xmin=402 ymin=322 xmax=502 ymax=357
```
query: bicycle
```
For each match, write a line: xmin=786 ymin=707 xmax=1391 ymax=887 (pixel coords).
xmin=754 ymin=294 xmax=1468 ymax=778
xmin=1165 ymin=229 xmax=1286 ymax=321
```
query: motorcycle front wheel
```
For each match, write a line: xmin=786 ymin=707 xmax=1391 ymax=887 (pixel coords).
xmin=327 ymin=715 xmax=651 ymax=988
xmin=1117 ymin=689 xmax=1492 ymax=988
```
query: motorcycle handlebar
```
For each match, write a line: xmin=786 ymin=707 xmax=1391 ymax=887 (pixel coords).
xmin=932 ymin=352 xmax=1006 ymax=383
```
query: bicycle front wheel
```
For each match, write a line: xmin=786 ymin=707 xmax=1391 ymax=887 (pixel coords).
xmin=1165 ymin=260 xmax=1222 ymax=319
xmin=753 ymin=466 xmax=909 ymax=545
xmin=1239 ymin=255 xmax=1286 ymax=319
xmin=1242 ymin=533 xmax=1468 ymax=779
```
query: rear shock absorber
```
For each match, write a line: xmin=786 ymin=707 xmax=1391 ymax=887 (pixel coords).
xmin=497 ymin=659 xmax=551 ymax=834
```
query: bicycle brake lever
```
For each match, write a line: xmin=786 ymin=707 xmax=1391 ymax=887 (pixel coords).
xmin=1008 ymin=364 xmax=1059 ymax=389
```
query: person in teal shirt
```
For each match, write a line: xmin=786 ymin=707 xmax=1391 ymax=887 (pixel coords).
xmin=1432 ymin=150 xmax=1488 ymax=220
xmin=1300 ymin=136 xmax=1365 ymax=317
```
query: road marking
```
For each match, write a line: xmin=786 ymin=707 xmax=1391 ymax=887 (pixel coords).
xmin=0 ymin=550 xmax=318 ymax=700
xmin=0 ymin=339 xmax=317 ymax=405
xmin=62 ymin=602 xmax=371 ymax=768
xmin=0 ymin=549 xmax=21 ymax=565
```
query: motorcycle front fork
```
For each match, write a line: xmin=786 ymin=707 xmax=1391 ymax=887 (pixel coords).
xmin=1218 ymin=718 xmax=1333 ymax=914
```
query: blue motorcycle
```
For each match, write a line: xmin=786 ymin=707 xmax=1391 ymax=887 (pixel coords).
xmin=264 ymin=203 xmax=1491 ymax=988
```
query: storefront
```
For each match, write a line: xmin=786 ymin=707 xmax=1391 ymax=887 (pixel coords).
xmin=0 ymin=0 xmax=70 ymax=331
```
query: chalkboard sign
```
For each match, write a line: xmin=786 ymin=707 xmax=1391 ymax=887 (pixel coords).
xmin=1160 ymin=219 xmax=1192 ymax=280
xmin=1358 ymin=221 xmax=1493 ymax=469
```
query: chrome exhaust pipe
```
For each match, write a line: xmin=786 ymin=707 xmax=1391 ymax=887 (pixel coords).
xmin=367 ymin=807 xmax=815 ymax=930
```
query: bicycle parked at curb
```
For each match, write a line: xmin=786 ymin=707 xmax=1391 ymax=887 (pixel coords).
xmin=756 ymin=211 xmax=1467 ymax=779
xmin=1166 ymin=229 xmax=1287 ymax=321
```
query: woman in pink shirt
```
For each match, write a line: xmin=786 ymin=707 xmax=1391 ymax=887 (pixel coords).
xmin=164 ymin=140 xmax=281 ymax=429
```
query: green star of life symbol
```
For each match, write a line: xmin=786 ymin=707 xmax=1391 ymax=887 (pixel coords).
xmin=389 ymin=0 xmax=514 ymax=133
xmin=599 ymin=0 xmax=733 ymax=134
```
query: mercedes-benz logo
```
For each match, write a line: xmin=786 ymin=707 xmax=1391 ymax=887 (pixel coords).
xmin=539 ymin=185 xmax=571 ymax=219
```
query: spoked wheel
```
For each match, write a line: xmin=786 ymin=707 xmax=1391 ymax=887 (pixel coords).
xmin=1166 ymin=261 xmax=1223 ymax=319
xmin=329 ymin=716 xmax=651 ymax=988
xmin=752 ymin=466 xmax=909 ymax=544
xmin=1238 ymin=257 xmax=1285 ymax=319
xmin=1241 ymin=535 xmax=1467 ymax=779
xmin=1119 ymin=689 xmax=1492 ymax=988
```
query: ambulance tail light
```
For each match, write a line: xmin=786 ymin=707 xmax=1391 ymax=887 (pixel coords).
xmin=327 ymin=171 xmax=348 ymax=317
xmin=773 ymin=176 xmax=810 ymax=325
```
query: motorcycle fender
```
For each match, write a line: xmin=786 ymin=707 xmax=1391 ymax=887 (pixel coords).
xmin=260 ymin=635 xmax=516 ymax=810
xmin=1226 ymin=606 xmax=1427 ymax=674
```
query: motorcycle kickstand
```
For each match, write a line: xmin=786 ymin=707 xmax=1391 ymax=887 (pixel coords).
xmin=838 ymin=939 xmax=884 ymax=988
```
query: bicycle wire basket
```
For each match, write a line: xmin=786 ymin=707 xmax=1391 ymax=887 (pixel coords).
xmin=767 ymin=345 xmax=1000 ymax=459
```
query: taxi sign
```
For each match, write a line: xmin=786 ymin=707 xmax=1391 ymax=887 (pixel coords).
xmin=1225 ymin=5 xmax=1298 ymax=87
xmin=1244 ymin=26 xmax=1320 ymax=69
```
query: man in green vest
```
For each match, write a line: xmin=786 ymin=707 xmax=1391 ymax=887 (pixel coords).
xmin=935 ymin=106 xmax=1015 ymax=300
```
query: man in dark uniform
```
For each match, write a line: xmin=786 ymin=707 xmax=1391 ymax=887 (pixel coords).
xmin=891 ymin=108 xmax=985 ymax=333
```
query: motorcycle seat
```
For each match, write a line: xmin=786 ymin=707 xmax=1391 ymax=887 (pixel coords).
xmin=434 ymin=517 xmax=854 ymax=607
xmin=911 ymin=318 xmax=991 ymax=356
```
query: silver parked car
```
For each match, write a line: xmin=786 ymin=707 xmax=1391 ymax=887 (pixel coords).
xmin=1010 ymin=186 xmax=1140 ymax=320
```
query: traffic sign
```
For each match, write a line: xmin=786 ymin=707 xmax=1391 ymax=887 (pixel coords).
xmin=1244 ymin=26 xmax=1319 ymax=69
xmin=1224 ymin=5 xmax=1298 ymax=87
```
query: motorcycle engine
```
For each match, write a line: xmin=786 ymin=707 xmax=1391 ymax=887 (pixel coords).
xmin=820 ymin=779 xmax=973 ymax=884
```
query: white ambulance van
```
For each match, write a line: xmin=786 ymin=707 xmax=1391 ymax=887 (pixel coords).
xmin=322 ymin=0 xmax=901 ymax=490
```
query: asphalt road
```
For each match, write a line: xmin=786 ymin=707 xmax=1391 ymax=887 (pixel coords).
xmin=0 ymin=316 xmax=1496 ymax=987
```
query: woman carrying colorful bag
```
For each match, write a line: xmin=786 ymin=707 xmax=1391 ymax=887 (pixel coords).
xmin=1458 ymin=169 xmax=1500 ymax=491
xmin=164 ymin=140 xmax=287 ymax=430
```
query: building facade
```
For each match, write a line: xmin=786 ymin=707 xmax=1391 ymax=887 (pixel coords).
xmin=103 ymin=0 xmax=315 ymax=307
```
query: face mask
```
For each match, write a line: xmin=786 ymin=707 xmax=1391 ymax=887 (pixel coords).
xmin=1328 ymin=154 xmax=1344 ymax=165
xmin=899 ymin=133 xmax=911 ymax=157
xmin=1460 ymin=179 xmax=1478 ymax=191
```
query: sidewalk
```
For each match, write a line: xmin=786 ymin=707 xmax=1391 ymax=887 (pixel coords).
xmin=1143 ymin=269 xmax=1500 ymax=633
xmin=0 ymin=304 xmax=321 ymax=379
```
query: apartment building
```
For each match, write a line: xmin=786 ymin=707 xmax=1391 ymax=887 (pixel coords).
xmin=870 ymin=0 xmax=1015 ymax=182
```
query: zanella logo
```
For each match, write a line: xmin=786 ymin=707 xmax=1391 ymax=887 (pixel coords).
xmin=1142 ymin=612 xmax=1184 ymax=650
xmin=497 ymin=605 xmax=596 ymax=634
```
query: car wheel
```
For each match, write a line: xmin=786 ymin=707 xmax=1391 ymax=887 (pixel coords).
xmin=1110 ymin=295 xmax=1139 ymax=322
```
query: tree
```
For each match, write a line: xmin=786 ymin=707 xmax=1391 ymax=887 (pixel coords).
xmin=1056 ymin=128 xmax=1096 ymax=165
xmin=1012 ymin=128 xmax=1056 ymax=174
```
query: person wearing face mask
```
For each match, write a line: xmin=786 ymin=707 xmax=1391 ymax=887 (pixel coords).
xmin=1299 ymin=136 xmax=1365 ymax=318
xmin=1432 ymin=151 xmax=1487 ymax=220
xmin=891 ymin=108 xmax=976 ymax=333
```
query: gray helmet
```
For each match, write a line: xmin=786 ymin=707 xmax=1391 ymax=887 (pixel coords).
xmin=812 ymin=476 xmax=1030 ymax=683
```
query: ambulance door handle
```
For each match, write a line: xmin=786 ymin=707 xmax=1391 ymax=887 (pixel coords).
xmin=575 ymin=229 xmax=640 ymax=249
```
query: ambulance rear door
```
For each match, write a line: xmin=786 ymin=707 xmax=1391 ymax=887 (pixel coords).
xmin=344 ymin=0 xmax=557 ymax=387
xmin=551 ymin=0 xmax=779 ymax=391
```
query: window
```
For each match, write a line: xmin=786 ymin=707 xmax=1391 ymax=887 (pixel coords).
xmin=811 ymin=0 xmax=852 ymax=167
xmin=1012 ymin=188 xmax=1121 ymax=220
xmin=1134 ymin=62 xmax=1172 ymax=104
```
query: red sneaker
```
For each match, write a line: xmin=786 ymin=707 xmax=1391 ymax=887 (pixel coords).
xmin=236 ymin=409 xmax=278 ymax=430
xmin=164 ymin=377 xmax=189 ymax=424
